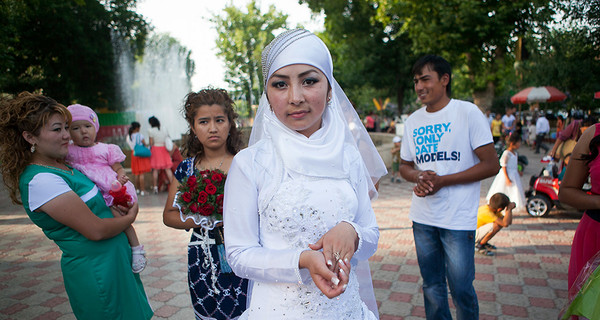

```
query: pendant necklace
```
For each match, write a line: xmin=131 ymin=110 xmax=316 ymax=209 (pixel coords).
xmin=31 ymin=163 xmax=74 ymax=175
xmin=199 ymin=155 xmax=226 ymax=171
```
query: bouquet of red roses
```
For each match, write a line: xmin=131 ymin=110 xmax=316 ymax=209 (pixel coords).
xmin=175 ymin=169 xmax=226 ymax=228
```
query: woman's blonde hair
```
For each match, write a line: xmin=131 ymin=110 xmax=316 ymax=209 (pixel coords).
xmin=0 ymin=92 xmax=71 ymax=204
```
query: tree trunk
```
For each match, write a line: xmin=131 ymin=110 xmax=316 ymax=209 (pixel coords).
xmin=396 ymin=84 xmax=405 ymax=115
xmin=472 ymin=81 xmax=495 ymax=111
xmin=245 ymin=82 xmax=253 ymax=119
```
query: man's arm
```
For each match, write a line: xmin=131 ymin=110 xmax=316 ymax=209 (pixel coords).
xmin=399 ymin=160 xmax=433 ymax=197
xmin=399 ymin=159 xmax=420 ymax=183
xmin=422 ymin=143 xmax=500 ymax=194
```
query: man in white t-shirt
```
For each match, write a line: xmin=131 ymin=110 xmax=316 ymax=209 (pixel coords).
xmin=535 ymin=112 xmax=550 ymax=154
xmin=501 ymin=108 xmax=516 ymax=136
xmin=400 ymin=55 xmax=500 ymax=320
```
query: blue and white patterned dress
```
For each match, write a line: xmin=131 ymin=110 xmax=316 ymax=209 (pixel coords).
xmin=175 ymin=157 xmax=248 ymax=320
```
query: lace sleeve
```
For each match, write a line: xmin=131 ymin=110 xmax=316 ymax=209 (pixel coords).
xmin=345 ymin=153 xmax=379 ymax=261
xmin=224 ymin=151 xmax=308 ymax=284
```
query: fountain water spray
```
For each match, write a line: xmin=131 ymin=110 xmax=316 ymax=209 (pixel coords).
xmin=115 ymin=33 xmax=194 ymax=142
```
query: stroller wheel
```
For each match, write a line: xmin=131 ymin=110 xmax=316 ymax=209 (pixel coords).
xmin=527 ymin=195 xmax=552 ymax=217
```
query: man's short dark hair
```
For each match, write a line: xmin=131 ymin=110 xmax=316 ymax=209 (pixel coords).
xmin=489 ymin=193 xmax=510 ymax=211
xmin=412 ymin=55 xmax=452 ymax=97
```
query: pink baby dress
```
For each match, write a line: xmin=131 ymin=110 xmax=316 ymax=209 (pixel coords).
xmin=67 ymin=143 xmax=138 ymax=206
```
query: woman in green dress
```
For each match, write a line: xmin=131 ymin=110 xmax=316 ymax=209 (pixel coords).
xmin=0 ymin=92 xmax=153 ymax=320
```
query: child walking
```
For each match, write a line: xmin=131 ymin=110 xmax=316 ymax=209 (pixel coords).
xmin=486 ymin=134 xmax=526 ymax=210
xmin=66 ymin=104 xmax=147 ymax=273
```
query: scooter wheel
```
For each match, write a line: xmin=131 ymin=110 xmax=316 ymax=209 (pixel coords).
xmin=527 ymin=195 xmax=552 ymax=217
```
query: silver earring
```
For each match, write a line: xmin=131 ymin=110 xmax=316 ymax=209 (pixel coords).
xmin=30 ymin=143 xmax=36 ymax=153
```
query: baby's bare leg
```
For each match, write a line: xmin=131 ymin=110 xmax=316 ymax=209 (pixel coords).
xmin=125 ymin=225 xmax=140 ymax=247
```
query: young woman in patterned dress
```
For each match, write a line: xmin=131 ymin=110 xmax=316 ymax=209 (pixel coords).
xmin=163 ymin=88 xmax=248 ymax=320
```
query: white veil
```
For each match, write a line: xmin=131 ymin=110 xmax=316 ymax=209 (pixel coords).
xmin=250 ymin=28 xmax=387 ymax=198
xmin=249 ymin=28 xmax=385 ymax=318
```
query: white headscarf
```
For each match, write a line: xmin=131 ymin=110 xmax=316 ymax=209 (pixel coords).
xmin=250 ymin=28 xmax=387 ymax=199
xmin=250 ymin=29 xmax=383 ymax=317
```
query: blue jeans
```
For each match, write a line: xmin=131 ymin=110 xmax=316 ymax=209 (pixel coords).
xmin=413 ymin=222 xmax=479 ymax=320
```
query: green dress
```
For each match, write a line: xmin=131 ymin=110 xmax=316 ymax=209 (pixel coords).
xmin=19 ymin=164 xmax=153 ymax=320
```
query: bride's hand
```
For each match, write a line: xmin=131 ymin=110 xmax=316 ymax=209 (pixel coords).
xmin=299 ymin=250 xmax=349 ymax=299
xmin=308 ymin=222 xmax=357 ymax=273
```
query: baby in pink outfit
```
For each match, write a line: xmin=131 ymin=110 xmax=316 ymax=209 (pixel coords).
xmin=66 ymin=104 xmax=147 ymax=273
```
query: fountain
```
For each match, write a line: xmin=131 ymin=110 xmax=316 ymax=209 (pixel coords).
xmin=115 ymin=33 xmax=194 ymax=142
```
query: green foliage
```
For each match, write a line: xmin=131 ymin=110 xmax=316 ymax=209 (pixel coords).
xmin=302 ymin=0 xmax=415 ymax=114
xmin=521 ymin=27 xmax=600 ymax=110
xmin=376 ymin=0 xmax=556 ymax=97
xmin=211 ymin=1 xmax=287 ymax=118
xmin=0 ymin=0 xmax=148 ymax=110
xmin=561 ymin=0 xmax=600 ymax=45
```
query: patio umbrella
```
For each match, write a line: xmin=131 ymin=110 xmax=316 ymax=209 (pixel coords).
xmin=510 ymin=86 xmax=567 ymax=104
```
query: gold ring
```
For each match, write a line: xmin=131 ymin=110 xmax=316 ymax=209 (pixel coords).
xmin=334 ymin=252 xmax=341 ymax=261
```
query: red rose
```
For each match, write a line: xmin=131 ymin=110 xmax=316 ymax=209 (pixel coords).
xmin=186 ymin=176 xmax=197 ymax=188
xmin=189 ymin=203 xmax=199 ymax=213
xmin=200 ymin=204 xmax=214 ymax=216
xmin=203 ymin=178 xmax=212 ymax=185
xmin=182 ymin=192 xmax=192 ymax=203
xmin=211 ymin=173 xmax=223 ymax=183
xmin=216 ymin=194 xmax=224 ymax=206
xmin=205 ymin=184 xmax=217 ymax=195
xmin=197 ymin=191 xmax=208 ymax=204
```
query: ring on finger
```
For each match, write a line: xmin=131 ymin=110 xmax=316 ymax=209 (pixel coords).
xmin=334 ymin=252 xmax=341 ymax=261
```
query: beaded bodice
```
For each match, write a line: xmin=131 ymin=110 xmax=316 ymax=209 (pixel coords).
xmin=262 ymin=175 xmax=354 ymax=249
xmin=242 ymin=175 xmax=374 ymax=319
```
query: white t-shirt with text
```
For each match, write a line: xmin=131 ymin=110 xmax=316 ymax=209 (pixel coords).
xmin=401 ymin=99 xmax=493 ymax=230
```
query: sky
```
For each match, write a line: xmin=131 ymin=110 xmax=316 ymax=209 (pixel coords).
xmin=136 ymin=0 xmax=324 ymax=91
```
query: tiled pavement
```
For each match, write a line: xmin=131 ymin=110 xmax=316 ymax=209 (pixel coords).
xmin=0 ymin=146 xmax=580 ymax=319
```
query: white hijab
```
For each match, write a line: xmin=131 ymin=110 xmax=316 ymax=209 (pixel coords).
xmin=250 ymin=28 xmax=384 ymax=318
xmin=250 ymin=28 xmax=387 ymax=198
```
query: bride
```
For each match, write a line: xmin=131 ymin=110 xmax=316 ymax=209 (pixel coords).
xmin=223 ymin=29 xmax=387 ymax=319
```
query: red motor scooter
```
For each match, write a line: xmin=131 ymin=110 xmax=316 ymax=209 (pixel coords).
xmin=525 ymin=157 xmax=589 ymax=217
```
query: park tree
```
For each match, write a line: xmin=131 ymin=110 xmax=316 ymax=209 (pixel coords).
xmin=520 ymin=26 xmax=600 ymax=110
xmin=561 ymin=0 xmax=600 ymax=45
xmin=301 ymin=0 xmax=415 ymax=115
xmin=374 ymin=0 xmax=557 ymax=110
xmin=0 ymin=0 xmax=148 ymax=109
xmin=212 ymin=1 xmax=287 ymax=118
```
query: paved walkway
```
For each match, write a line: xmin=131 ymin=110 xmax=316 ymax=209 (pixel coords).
xmin=0 ymin=145 xmax=579 ymax=319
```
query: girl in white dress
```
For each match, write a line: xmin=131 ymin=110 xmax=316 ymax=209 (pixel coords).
xmin=487 ymin=134 xmax=526 ymax=210
xmin=223 ymin=29 xmax=387 ymax=319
